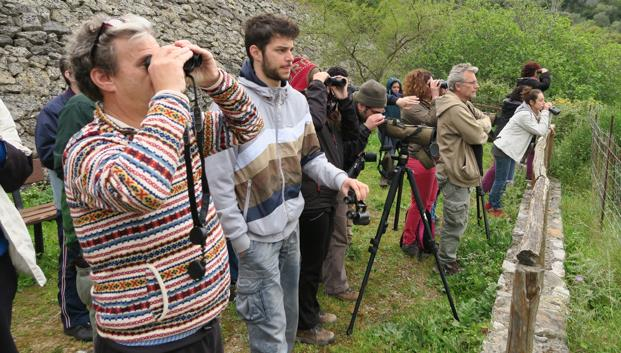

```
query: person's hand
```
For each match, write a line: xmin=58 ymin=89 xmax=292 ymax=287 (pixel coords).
xmin=340 ymin=178 xmax=369 ymax=201
xmin=364 ymin=113 xmax=385 ymax=131
xmin=329 ymin=75 xmax=349 ymax=100
xmin=396 ymin=96 xmax=419 ymax=109
xmin=174 ymin=40 xmax=220 ymax=87
xmin=428 ymin=79 xmax=441 ymax=99
xmin=543 ymin=102 xmax=552 ymax=110
xmin=313 ymin=71 xmax=330 ymax=83
xmin=539 ymin=68 xmax=549 ymax=74
xmin=148 ymin=44 xmax=194 ymax=93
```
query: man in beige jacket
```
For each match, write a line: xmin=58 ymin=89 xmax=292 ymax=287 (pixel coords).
xmin=434 ymin=63 xmax=492 ymax=274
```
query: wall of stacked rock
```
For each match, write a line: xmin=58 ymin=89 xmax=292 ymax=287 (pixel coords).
xmin=0 ymin=0 xmax=313 ymax=151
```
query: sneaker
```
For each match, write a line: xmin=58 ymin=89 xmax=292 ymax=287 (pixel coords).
xmin=64 ymin=323 xmax=93 ymax=342
xmin=296 ymin=326 xmax=336 ymax=345
xmin=484 ymin=202 xmax=493 ymax=210
xmin=329 ymin=288 xmax=358 ymax=302
xmin=401 ymin=242 xmax=420 ymax=257
xmin=488 ymin=208 xmax=506 ymax=218
xmin=319 ymin=312 xmax=337 ymax=324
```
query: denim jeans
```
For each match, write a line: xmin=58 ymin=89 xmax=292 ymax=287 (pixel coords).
xmin=235 ymin=226 xmax=300 ymax=353
xmin=489 ymin=156 xmax=515 ymax=209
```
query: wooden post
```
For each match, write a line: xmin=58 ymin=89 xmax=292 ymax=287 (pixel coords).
xmin=600 ymin=115 xmax=615 ymax=228
xmin=506 ymin=265 xmax=545 ymax=353
xmin=517 ymin=177 xmax=550 ymax=266
xmin=544 ymin=125 xmax=555 ymax=171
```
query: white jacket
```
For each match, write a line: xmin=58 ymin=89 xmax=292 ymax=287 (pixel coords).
xmin=0 ymin=98 xmax=46 ymax=286
xmin=494 ymin=102 xmax=550 ymax=162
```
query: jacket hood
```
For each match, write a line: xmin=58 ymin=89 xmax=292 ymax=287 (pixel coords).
xmin=239 ymin=58 xmax=291 ymax=103
xmin=514 ymin=101 xmax=534 ymax=116
xmin=434 ymin=91 xmax=464 ymax=118
xmin=386 ymin=77 xmax=402 ymax=94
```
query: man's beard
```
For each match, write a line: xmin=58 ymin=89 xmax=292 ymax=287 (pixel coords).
xmin=262 ymin=60 xmax=288 ymax=82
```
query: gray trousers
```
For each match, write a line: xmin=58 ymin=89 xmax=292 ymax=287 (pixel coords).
xmin=75 ymin=266 xmax=96 ymax=337
xmin=322 ymin=195 xmax=350 ymax=295
xmin=437 ymin=173 xmax=471 ymax=265
xmin=235 ymin=226 xmax=300 ymax=353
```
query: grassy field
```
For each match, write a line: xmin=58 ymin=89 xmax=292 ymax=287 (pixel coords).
xmin=12 ymin=136 xmax=526 ymax=353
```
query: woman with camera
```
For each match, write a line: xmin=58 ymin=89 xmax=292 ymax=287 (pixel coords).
xmin=398 ymin=69 xmax=442 ymax=257
xmin=488 ymin=89 xmax=552 ymax=217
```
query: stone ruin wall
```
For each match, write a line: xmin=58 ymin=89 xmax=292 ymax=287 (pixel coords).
xmin=0 ymin=0 xmax=313 ymax=152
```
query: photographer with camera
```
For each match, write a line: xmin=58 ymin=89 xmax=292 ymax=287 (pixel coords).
xmin=398 ymin=69 xmax=444 ymax=257
xmin=288 ymin=56 xmax=372 ymax=345
xmin=434 ymin=63 xmax=492 ymax=275
xmin=63 ymin=14 xmax=264 ymax=352
xmin=488 ymin=89 xmax=552 ymax=217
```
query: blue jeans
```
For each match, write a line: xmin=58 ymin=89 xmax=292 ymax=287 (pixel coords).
xmin=489 ymin=156 xmax=515 ymax=209
xmin=235 ymin=226 xmax=300 ymax=353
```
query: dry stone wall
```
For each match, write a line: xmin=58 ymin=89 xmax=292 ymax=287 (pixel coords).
xmin=0 ymin=0 xmax=313 ymax=151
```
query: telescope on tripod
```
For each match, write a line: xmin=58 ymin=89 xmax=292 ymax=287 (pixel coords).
xmin=347 ymin=120 xmax=459 ymax=336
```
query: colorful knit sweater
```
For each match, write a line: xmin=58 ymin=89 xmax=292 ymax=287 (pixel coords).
xmin=63 ymin=70 xmax=263 ymax=345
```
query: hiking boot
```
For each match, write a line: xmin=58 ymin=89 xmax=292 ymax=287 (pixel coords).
xmin=488 ymin=208 xmax=507 ymax=218
xmin=401 ymin=242 xmax=420 ymax=257
xmin=64 ymin=323 xmax=93 ymax=342
xmin=296 ymin=326 xmax=336 ymax=345
xmin=319 ymin=312 xmax=337 ymax=324
xmin=434 ymin=261 xmax=461 ymax=276
xmin=329 ymin=288 xmax=358 ymax=301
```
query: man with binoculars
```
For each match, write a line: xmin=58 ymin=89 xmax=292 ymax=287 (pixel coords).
xmin=62 ymin=14 xmax=264 ymax=352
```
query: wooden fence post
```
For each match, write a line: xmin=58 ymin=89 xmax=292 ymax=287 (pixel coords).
xmin=600 ymin=115 xmax=615 ymax=228
xmin=506 ymin=265 xmax=545 ymax=353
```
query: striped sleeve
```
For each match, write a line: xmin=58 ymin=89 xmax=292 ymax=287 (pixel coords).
xmin=201 ymin=70 xmax=264 ymax=156
xmin=65 ymin=92 xmax=190 ymax=213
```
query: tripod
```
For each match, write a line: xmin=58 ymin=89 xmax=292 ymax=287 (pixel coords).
xmin=347 ymin=144 xmax=459 ymax=336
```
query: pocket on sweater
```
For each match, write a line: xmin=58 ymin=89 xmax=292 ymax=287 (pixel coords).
xmin=235 ymin=278 xmax=267 ymax=323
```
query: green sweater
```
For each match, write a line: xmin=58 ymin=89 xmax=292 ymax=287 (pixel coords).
xmin=53 ymin=94 xmax=95 ymax=245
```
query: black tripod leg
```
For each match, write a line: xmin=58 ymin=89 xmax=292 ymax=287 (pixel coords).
xmin=347 ymin=165 xmax=404 ymax=336
xmin=393 ymin=168 xmax=404 ymax=231
xmin=405 ymin=168 xmax=460 ymax=322
xmin=476 ymin=186 xmax=482 ymax=226
xmin=477 ymin=186 xmax=491 ymax=242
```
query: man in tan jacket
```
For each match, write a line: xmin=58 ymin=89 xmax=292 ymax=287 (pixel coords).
xmin=434 ymin=63 xmax=492 ymax=274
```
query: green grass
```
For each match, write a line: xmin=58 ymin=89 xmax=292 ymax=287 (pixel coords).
xmin=563 ymin=190 xmax=621 ymax=353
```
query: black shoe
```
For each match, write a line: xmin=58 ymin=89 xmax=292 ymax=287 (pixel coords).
xmin=401 ymin=243 xmax=420 ymax=257
xmin=64 ymin=323 xmax=93 ymax=342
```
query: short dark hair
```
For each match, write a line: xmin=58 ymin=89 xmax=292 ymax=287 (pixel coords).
xmin=327 ymin=66 xmax=348 ymax=77
xmin=244 ymin=14 xmax=299 ymax=60
xmin=508 ymin=85 xmax=531 ymax=102
xmin=59 ymin=56 xmax=71 ymax=86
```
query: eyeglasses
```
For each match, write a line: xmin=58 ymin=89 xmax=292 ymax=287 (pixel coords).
xmin=461 ymin=80 xmax=478 ymax=86
xmin=89 ymin=19 xmax=124 ymax=66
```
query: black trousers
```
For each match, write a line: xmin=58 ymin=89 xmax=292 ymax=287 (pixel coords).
xmin=298 ymin=207 xmax=335 ymax=330
xmin=94 ymin=318 xmax=223 ymax=353
xmin=0 ymin=253 xmax=18 ymax=353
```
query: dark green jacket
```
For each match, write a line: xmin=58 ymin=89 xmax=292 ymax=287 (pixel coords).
xmin=53 ymin=94 xmax=95 ymax=245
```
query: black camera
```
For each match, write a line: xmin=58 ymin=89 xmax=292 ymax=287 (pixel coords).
xmin=344 ymin=190 xmax=370 ymax=226
xmin=439 ymin=80 xmax=448 ymax=89
xmin=347 ymin=151 xmax=377 ymax=178
xmin=325 ymin=76 xmax=347 ymax=87
xmin=549 ymin=106 xmax=561 ymax=115
xmin=143 ymin=53 xmax=203 ymax=76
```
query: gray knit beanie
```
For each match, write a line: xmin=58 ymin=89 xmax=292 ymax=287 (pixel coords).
xmin=353 ymin=80 xmax=387 ymax=108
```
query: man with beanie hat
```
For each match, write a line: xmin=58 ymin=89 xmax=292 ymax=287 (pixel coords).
xmin=289 ymin=56 xmax=318 ymax=92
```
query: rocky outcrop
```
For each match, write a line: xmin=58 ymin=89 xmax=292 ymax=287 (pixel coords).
xmin=0 ymin=0 xmax=314 ymax=151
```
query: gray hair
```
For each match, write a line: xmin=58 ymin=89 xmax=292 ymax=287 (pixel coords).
xmin=66 ymin=14 xmax=155 ymax=101
xmin=447 ymin=63 xmax=479 ymax=91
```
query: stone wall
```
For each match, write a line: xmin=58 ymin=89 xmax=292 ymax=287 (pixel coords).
xmin=0 ymin=0 xmax=311 ymax=152
xmin=481 ymin=181 xmax=570 ymax=353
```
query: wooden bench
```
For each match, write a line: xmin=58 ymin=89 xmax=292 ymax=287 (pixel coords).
xmin=12 ymin=158 xmax=59 ymax=255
